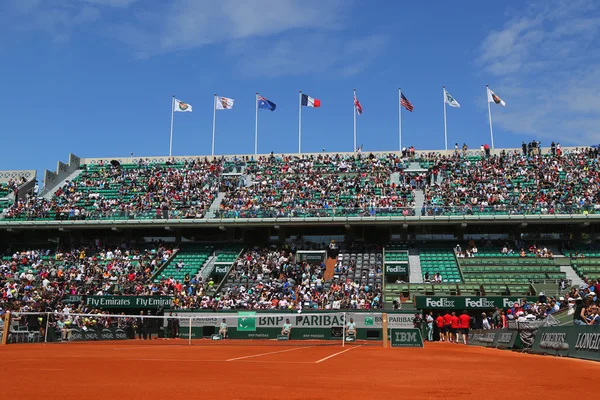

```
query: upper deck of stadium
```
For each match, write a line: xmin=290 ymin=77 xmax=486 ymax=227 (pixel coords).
xmin=0 ymin=143 xmax=598 ymax=228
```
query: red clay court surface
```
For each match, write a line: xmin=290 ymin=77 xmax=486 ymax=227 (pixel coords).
xmin=2 ymin=340 xmax=599 ymax=400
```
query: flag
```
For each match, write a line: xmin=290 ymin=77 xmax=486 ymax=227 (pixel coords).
xmin=444 ymin=89 xmax=460 ymax=108
xmin=174 ymin=99 xmax=192 ymax=112
xmin=301 ymin=94 xmax=321 ymax=108
xmin=400 ymin=93 xmax=414 ymax=112
xmin=257 ymin=96 xmax=276 ymax=111
xmin=354 ymin=95 xmax=363 ymax=115
xmin=216 ymin=96 xmax=234 ymax=110
xmin=487 ymin=87 xmax=506 ymax=106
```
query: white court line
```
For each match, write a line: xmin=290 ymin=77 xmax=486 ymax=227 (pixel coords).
xmin=226 ymin=346 xmax=310 ymax=362
xmin=314 ymin=345 xmax=362 ymax=364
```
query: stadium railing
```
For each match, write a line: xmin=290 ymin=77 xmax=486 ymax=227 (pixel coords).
xmin=4 ymin=205 xmax=600 ymax=223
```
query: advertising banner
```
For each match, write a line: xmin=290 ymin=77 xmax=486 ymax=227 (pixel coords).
xmin=390 ymin=328 xmax=424 ymax=347
xmin=385 ymin=264 xmax=409 ymax=274
xmin=532 ymin=325 xmax=600 ymax=361
xmin=85 ymin=296 xmax=173 ymax=309
xmin=415 ymin=296 xmax=538 ymax=310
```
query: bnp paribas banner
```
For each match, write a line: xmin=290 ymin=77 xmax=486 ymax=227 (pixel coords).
xmin=173 ymin=312 xmax=415 ymax=331
xmin=415 ymin=296 xmax=538 ymax=310
xmin=85 ymin=296 xmax=173 ymax=309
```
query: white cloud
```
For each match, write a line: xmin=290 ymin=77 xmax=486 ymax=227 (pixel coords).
xmin=229 ymin=33 xmax=389 ymax=78
xmin=478 ymin=0 xmax=600 ymax=145
xmin=0 ymin=0 xmax=384 ymax=77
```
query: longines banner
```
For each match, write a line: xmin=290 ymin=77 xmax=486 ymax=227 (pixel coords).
xmin=532 ymin=325 xmax=600 ymax=361
xmin=415 ymin=296 xmax=538 ymax=310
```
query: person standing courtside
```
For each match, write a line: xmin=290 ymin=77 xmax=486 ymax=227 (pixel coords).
xmin=435 ymin=313 xmax=444 ymax=342
xmin=450 ymin=311 xmax=460 ymax=344
xmin=137 ymin=311 xmax=148 ymax=340
xmin=458 ymin=310 xmax=471 ymax=345
xmin=173 ymin=313 xmax=180 ymax=338
xmin=442 ymin=311 xmax=453 ymax=343
xmin=426 ymin=312 xmax=434 ymax=342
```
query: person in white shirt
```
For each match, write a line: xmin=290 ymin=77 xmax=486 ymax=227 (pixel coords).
xmin=281 ymin=319 xmax=292 ymax=338
xmin=482 ymin=313 xmax=491 ymax=329
xmin=345 ymin=318 xmax=356 ymax=337
xmin=219 ymin=319 xmax=228 ymax=338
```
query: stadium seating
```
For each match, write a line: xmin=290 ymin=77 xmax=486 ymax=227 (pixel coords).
xmin=4 ymin=160 xmax=221 ymax=221
xmin=458 ymin=256 xmax=561 ymax=296
xmin=419 ymin=249 xmax=462 ymax=283
xmin=0 ymin=183 xmax=14 ymax=214
xmin=422 ymin=150 xmax=600 ymax=215
xmin=153 ymin=245 xmax=213 ymax=283
xmin=572 ymin=259 xmax=600 ymax=280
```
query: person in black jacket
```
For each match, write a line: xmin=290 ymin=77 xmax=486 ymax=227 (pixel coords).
xmin=173 ymin=313 xmax=180 ymax=338
xmin=137 ymin=311 xmax=148 ymax=340
xmin=166 ymin=312 xmax=174 ymax=339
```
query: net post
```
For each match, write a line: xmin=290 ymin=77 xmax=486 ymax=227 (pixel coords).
xmin=342 ymin=312 xmax=346 ymax=348
xmin=188 ymin=316 xmax=192 ymax=346
xmin=1 ymin=311 xmax=10 ymax=345
xmin=382 ymin=312 xmax=389 ymax=348
xmin=44 ymin=312 xmax=50 ymax=343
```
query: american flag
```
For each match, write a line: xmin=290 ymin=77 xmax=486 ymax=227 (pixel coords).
xmin=354 ymin=95 xmax=363 ymax=115
xmin=401 ymin=93 xmax=414 ymax=112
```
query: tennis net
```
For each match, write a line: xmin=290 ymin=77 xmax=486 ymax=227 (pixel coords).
xmin=1 ymin=310 xmax=395 ymax=347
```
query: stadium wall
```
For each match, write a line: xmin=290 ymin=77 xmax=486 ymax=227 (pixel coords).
xmin=77 ymin=146 xmax=582 ymax=166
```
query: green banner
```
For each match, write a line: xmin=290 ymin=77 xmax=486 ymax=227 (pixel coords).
xmin=415 ymin=296 xmax=538 ymax=310
xmin=85 ymin=296 xmax=173 ymax=309
xmin=494 ymin=330 xmax=520 ymax=349
xmin=237 ymin=311 xmax=257 ymax=331
xmin=532 ymin=325 xmax=600 ymax=361
xmin=390 ymin=328 xmax=423 ymax=347
xmin=468 ymin=330 xmax=497 ymax=347
xmin=385 ymin=264 xmax=408 ymax=274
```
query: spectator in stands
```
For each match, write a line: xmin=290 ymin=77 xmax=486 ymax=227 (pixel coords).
xmin=573 ymin=298 xmax=588 ymax=326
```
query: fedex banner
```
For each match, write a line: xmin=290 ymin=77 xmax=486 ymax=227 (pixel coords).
xmin=415 ymin=296 xmax=538 ymax=310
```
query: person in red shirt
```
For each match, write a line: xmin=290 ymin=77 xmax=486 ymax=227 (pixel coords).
xmin=435 ymin=314 xmax=444 ymax=342
xmin=442 ymin=312 xmax=453 ymax=342
xmin=458 ymin=310 xmax=471 ymax=345
xmin=450 ymin=311 xmax=460 ymax=344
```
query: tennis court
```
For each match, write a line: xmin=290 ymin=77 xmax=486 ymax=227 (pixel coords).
xmin=2 ymin=340 xmax=599 ymax=399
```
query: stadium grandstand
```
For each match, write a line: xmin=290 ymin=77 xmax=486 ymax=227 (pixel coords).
xmin=1 ymin=145 xmax=599 ymax=318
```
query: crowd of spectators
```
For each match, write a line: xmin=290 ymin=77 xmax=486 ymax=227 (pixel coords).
xmin=201 ymin=245 xmax=382 ymax=310
xmin=3 ymin=146 xmax=600 ymax=221
xmin=218 ymin=153 xmax=415 ymax=218
xmin=421 ymin=147 xmax=600 ymax=215
xmin=4 ymin=158 xmax=222 ymax=220
xmin=0 ymin=241 xmax=173 ymax=314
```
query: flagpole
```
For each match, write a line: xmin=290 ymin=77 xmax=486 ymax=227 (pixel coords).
xmin=486 ymin=85 xmax=495 ymax=150
xmin=443 ymin=86 xmax=448 ymax=152
xmin=353 ymin=88 xmax=357 ymax=152
xmin=255 ymin=93 xmax=259 ymax=155
xmin=169 ymin=95 xmax=175 ymax=157
xmin=212 ymin=93 xmax=217 ymax=156
xmin=298 ymin=90 xmax=302 ymax=154
xmin=398 ymin=88 xmax=402 ymax=152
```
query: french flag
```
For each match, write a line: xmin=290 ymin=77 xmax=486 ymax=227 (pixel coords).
xmin=301 ymin=94 xmax=321 ymax=108
xmin=354 ymin=95 xmax=363 ymax=115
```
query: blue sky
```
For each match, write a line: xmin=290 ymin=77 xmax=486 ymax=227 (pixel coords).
xmin=0 ymin=0 xmax=599 ymax=175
